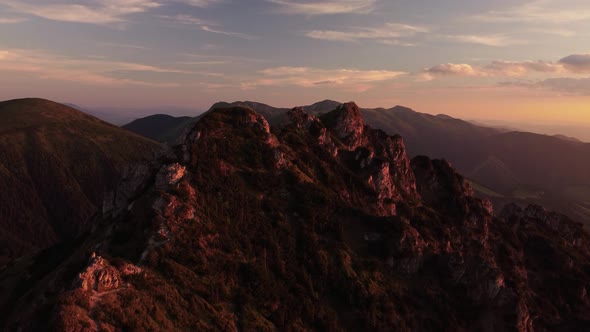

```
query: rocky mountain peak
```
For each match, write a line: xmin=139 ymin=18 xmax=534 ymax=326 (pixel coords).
xmin=185 ymin=106 xmax=277 ymax=148
xmin=320 ymin=102 xmax=366 ymax=148
xmin=287 ymin=106 xmax=318 ymax=130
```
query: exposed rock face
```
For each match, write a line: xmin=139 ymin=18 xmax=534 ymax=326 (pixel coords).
xmin=501 ymin=203 xmax=587 ymax=248
xmin=321 ymin=102 xmax=366 ymax=149
xmin=293 ymin=102 xmax=420 ymax=216
xmin=287 ymin=107 xmax=338 ymax=156
xmin=412 ymin=156 xmax=474 ymax=210
xmin=3 ymin=103 xmax=590 ymax=332
xmin=76 ymin=254 xmax=123 ymax=293
xmin=286 ymin=107 xmax=317 ymax=130
xmin=102 ymin=163 xmax=156 ymax=217
xmin=155 ymin=163 xmax=186 ymax=189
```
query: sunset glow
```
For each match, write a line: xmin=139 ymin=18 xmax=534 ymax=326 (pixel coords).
xmin=1 ymin=0 xmax=589 ymax=124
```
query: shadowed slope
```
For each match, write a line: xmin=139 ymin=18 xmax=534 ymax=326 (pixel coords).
xmin=0 ymin=98 xmax=163 ymax=264
xmin=122 ymin=114 xmax=197 ymax=144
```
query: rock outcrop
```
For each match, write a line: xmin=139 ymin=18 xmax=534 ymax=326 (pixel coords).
xmin=75 ymin=254 xmax=123 ymax=293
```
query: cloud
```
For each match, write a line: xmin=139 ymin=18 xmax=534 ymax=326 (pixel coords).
xmin=537 ymin=77 xmax=590 ymax=95
xmin=528 ymin=27 xmax=576 ymax=37
xmin=558 ymin=54 xmax=590 ymax=73
xmin=99 ymin=42 xmax=151 ymax=50
xmin=486 ymin=60 xmax=562 ymax=76
xmin=162 ymin=14 xmax=206 ymax=25
xmin=200 ymin=25 xmax=258 ymax=40
xmin=177 ymin=0 xmax=222 ymax=7
xmin=245 ymin=66 xmax=406 ymax=91
xmin=161 ymin=14 xmax=257 ymax=39
xmin=306 ymin=23 xmax=428 ymax=44
xmin=0 ymin=0 xmax=160 ymax=24
xmin=425 ymin=52 xmax=590 ymax=95
xmin=0 ymin=48 xmax=189 ymax=87
xmin=444 ymin=34 xmax=524 ymax=47
xmin=423 ymin=59 xmax=566 ymax=80
xmin=471 ymin=0 xmax=590 ymax=24
xmin=179 ymin=52 xmax=268 ymax=63
xmin=0 ymin=16 xmax=27 ymax=23
xmin=500 ymin=77 xmax=590 ymax=95
xmin=267 ymin=0 xmax=376 ymax=15
xmin=423 ymin=64 xmax=481 ymax=78
xmin=0 ymin=50 xmax=11 ymax=60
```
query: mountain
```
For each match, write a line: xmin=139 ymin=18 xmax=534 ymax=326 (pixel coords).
xmin=122 ymin=100 xmax=309 ymax=143
xmin=469 ymin=119 xmax=590 ymax=143
xmin=80 ymin=106 xmax=201 ymax=126
xmin=122 ymin=114 xmax=198 ymax=145
xmin=359 ymin=106 xmax=500 ymax=159
xmin=121 ymin=101 xmax=291 ymax=144
xmin=2 ymin=103 xmax=590 ymax=331
xmin=346 ymin=106 xmax=590 ymax=227
xmin=553 ymin=134 xmax=582 ymax=143
xmin=0 ymin=98 xmax=163 ymax=265
xmin=301 ymin=99 xmax=342 ymax=115
xmin=121 ymin=100 xmax=590 ymax=226
xmin=244 ymin=101 xmax=590 ymax=226
xmin=207 ymin=101 xmax=290 ymax=126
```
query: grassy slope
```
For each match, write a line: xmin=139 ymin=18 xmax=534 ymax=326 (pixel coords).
xmin=122 ymin=114 xmax=198 ymax=145
xmin=0 ymin=98 xmax=162 ymax=264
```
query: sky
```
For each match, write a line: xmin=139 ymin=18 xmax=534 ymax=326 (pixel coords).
xmin=1 ymin=0 xmax=590 ymax=125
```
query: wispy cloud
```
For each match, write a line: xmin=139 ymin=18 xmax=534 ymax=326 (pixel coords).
xmin=528 ymin=27 xmax=576 ymax=37
xmin=99 ymin=42 xmax=151 ymax=50
xmin=306 ymin=23 xmax=428 ymax=44
xmin=422 ymin=59 xmax=566 ymax=80
xmin=176 ymin=60 xmax=228 ymax=65
xmin=429 ymin=52 xmax=590 ymax=96
xmin=444 ymin=34 xmax=525 ymax=47
xmin=243 ymin=66 xmax=406 ymax=92
xmin=0 ymin=16 xmax=27 ymax=23
xmin=201 ymin=25 xmax=258 ymax=40
xmin=0 ymin=48 xmax=188 ymax=87
xmin=162 ymin=14 xmax=205 ymax=25
xmin=486 ymin=60 xmax=562 ymax=75
xmin=177 ymin=0 xmax=222 ymax=7
xmin=0 ymin=0 xmax=160 ymax=24
xmin=267 ymin=0 xmax=376 ymax=15
xmin=536 ymin=77 xmax=590 ymax=95
xmin=160 ymin=14 xmax=257 ymax=39
xmin=471 ymin=0 xmax=590 ymax=24
xmin=500 ymin=77 xmax=590 ymax=96
xmin=179 ymin=53 xmax=268 ymax=64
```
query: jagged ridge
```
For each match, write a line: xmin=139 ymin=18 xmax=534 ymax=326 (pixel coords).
xmin=3 ymin=103 xmax=590 ymax=331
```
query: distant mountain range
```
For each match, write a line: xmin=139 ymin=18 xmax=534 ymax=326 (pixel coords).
xmin=468 ymin=118 xmax=590 ymax=143
xmin=123 ymin=114 xmax=198 ymax=145
xmin=0 ymin=98 xmax=162 ymax=265
xmin=65 ymin=103 xmax=200 ymax=126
